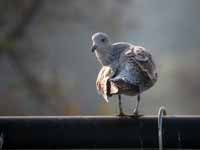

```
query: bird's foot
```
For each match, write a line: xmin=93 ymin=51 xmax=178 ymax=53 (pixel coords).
xmin=131 ymin=109 xmax=143 ymax=118
xmin=117 ymin=112 xmax=127 ymax=117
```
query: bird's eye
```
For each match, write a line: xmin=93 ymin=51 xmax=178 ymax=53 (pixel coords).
xmin=101 ymin=38 xmax=105 ymax=42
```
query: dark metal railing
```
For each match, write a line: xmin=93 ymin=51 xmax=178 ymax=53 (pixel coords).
xmin=0 ymin=116 xmax=199 ymax=149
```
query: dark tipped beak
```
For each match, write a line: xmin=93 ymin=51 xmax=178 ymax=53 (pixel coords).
xmin=91 ymin=45 xmax=97 ymax=52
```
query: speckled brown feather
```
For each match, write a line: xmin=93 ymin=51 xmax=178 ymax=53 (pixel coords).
xmin=124 ymin=46 xmax=158 ymax=83
xmin=96 ymin=66 xmax=116 ymax=102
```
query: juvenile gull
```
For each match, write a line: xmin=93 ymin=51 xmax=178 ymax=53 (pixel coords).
xmin=91 ymin=32 xmax=158 ymax=116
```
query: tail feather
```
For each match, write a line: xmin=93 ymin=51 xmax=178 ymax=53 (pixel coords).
xmin=109 ymin=78 xmax=139 ymax=95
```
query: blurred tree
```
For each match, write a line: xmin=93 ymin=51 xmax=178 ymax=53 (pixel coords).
xmin=0 ymin=0 xmax=49 ymax=102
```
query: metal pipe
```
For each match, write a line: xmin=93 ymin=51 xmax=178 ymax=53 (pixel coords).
xmin=0 ymin=116 xmax=199 ymax=149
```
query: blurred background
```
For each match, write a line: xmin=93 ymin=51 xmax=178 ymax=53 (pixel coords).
xmin=0 ymin=0 xmax=200 ymax=116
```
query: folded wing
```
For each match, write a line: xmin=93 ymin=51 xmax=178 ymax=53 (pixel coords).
xmin=110 ymin=45 xmax=158 ymax=94
xmin=126 ymin=46 xmax=158 ymax=82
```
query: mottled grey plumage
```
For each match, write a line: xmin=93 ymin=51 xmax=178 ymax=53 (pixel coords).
xmin=91 ymin=32 xmax=158 ymax=116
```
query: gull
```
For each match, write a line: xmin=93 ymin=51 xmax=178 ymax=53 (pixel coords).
xmin=91 ymin=32 xmax=158 ymax=116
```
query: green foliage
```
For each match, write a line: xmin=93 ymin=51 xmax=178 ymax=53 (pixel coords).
xmin=0 ymin=40 xmax=16 ymax=51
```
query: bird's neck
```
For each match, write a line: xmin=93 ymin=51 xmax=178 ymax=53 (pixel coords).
xmin=95 ymin=46 xmax=116 ymax=66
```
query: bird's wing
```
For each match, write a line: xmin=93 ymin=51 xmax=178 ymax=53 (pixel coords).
xmin=123 ymin=45 xmax=158 ymax=82
xmin=96 ymin=66 xmax=116 ymax=102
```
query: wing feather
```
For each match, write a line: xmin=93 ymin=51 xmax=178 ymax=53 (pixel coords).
xmin=96 ymin=66 xmax=115 ymax=102
xmin=123 ymin=45 xmax=157 ymax=82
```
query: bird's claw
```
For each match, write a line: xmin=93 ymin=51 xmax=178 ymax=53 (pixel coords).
xmin=117 ymin=112 xmax=126 ymax=117
xmin=132 ymin=109 xmax=143 ymax=118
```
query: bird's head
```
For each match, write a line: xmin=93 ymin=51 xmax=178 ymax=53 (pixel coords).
xmin=91 ymin=32 xmax=111 ymax=53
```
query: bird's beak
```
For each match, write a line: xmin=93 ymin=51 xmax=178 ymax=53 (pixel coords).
xmin=91 ymin=45 xmax=97 ymax=52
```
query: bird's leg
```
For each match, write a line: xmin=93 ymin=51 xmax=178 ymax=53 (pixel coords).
xmin=133 ymin=86 xmax=143 ymax=116
xmin=118 ymin=95 xmax=125 ymax=116
xmin=133 ymin=94 xmax=140 ymax=115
